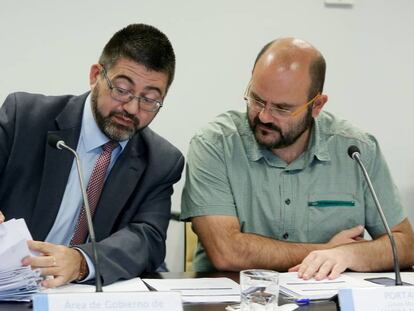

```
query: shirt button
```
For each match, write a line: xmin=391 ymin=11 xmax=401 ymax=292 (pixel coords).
xmin=285 ymin=198 xmax=291 ymax=205
xmin=283 ymin=232 xmax=289 ymax=239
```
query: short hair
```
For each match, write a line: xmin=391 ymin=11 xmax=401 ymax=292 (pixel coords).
xmin=99 ymin=24 xmax=176 ymax=89
xmin=308 ymin=55 xmax=326 ymax=100
xmin=253 ymin=40 xmax=326 ymax=100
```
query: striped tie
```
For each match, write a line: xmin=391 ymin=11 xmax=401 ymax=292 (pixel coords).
xmin=70 ymin=141 xmax=118 ymax=245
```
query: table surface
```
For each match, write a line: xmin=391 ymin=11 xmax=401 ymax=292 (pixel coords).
xmin=0 ymin=271 xmax=338 ymax=311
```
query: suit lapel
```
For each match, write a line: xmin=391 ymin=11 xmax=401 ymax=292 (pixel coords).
xmin=92 ymin=133 xmax=146 ymax=240
xmin=30 ymin=93 xmax=87 ymax=240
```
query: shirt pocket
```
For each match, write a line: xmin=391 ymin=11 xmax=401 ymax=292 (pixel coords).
xmin=306 ymin=192 xmax=363 ymax=243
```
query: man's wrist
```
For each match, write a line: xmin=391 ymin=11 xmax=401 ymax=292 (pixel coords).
xmin=74 ymin=249 xmax=89 ymax=281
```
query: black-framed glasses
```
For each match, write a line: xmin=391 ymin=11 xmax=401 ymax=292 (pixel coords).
xmin=244 ymin=84 xmax=319 ymax=118
xmin=100 ymin=65 xmax=163 ymax=113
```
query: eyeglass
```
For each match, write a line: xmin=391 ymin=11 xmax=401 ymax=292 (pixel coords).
xmin=244 ymin=85 xmax=320 ymax=118
xmin=100 ymin=65 xmax=163 ymax=113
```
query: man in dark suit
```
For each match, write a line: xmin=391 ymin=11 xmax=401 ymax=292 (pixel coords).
xmin=0 ymin=23 xmax=184 ymax=287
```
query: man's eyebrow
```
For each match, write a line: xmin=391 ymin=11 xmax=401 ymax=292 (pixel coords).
xmin=113 ymin=75 xmax=163 ymax=96
xmin=143 ymin=86 xmax=163 ymax=97
xmin=250 ymin=90 xmax=266 ymax=102
xmin=251 ymin=90 xmax=292 ymax=107
xmin=112 ymin=74 xmax=134 ymax=85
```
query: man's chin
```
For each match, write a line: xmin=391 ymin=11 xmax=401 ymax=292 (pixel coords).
xmin=255 ymin=136 xmax=278 ymax=149
xmin=104 ymin=124 xmax=136 ymax=141
xmin=255 ymin=130 xmax=279 ymax=146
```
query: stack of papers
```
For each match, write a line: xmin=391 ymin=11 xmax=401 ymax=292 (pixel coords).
xmin=142 ymin=277 xmax=240 ymax=303
xmin=279 ymin=272 xmax=381 ymax=300
xmin=0 ymin=218 xmax=41 ymax=301
xmin=0 ymin=266 xmax=41 ymax=301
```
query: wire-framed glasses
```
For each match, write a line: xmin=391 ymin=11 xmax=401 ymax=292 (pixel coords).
xmin=100 ymin=65 xmax=163 ymax=113
xmin=244 ymin=85 xmax=319 ymax=118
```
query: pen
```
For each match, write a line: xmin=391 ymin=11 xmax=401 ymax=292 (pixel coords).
xmin=285 ymin=297 xmax=334 ymax=305
xmin=294 ymin=298 xmax=311 ymax=305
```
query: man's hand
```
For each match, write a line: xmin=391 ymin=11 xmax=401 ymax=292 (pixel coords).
xmin=22 ymin=240 xmax=83 ymax=288
xmin=327 ymin=225 xmax=365 ymax=248
xmin=288 ymin=225 xmax=365 ymax=280
xmin=289 ymin=247 xmax=352 ymax=280
xmin=0 ymin=211 xmax=4 ymax=223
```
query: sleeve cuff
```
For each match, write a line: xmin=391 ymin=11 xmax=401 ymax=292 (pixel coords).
xmin=73 ymin=247 xmax=96 ymax=282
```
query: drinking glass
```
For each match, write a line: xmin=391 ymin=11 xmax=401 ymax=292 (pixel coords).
xmin=240 ymin=269 xmax=279 ymax=311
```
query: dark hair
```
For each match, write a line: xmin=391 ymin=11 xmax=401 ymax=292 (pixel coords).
xmin=253 ymin=40 xmax=326 ymax=100
xmin=308 ymin=55 xmax=326 ymax=100
xmin=99 ymin=24 xmax=176 ymax=89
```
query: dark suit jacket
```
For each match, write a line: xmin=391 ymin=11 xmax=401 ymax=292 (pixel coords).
xmin=0 ymin=92 xmax=184 ymax=285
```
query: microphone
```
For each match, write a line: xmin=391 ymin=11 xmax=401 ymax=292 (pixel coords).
xmin=47 ymin=133 xmax=103 ymax=292
xmin=47 ymin=134 xmax=66 ymax=150
xmin=347 ymin=145 xmax=402 ymax=286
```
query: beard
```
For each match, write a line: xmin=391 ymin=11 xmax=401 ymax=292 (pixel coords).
xmin=249 ymin=107 xmax=313 ymax=149
xmin=91 ymin=86 xmax=141 ymax=141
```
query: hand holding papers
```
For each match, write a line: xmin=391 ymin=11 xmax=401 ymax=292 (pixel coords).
xmin=0 ymin=218 xmax=41 ymax=301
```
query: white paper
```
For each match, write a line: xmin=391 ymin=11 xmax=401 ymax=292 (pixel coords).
xmin=345 ymin=271 xmax=414 ymax=284
xmin=279 ymin=272 xmax=381 ymax=300
xmin=0 ymin=239 xmax=31 ymax=270
xmin=0 ymin=218 xmax=32 ymax=259
xmin=0 ymin=218 xmax=41 ymax=301
xmin=43 ymin=277 xmax=149 ymax=294
xmin=143 ymin=277 xmax=240 ymax=303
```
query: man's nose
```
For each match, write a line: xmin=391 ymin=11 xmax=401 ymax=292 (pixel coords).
xmin=122 ymin=99 xmax=139 ymax=115
xmin=258 ymin=106 xmax=275 ymax=124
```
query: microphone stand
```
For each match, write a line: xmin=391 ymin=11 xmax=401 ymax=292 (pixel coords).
xmin=351 ymin=151 xmax=402 ymax=286
xmin=56 ymin=141 xmax=103 ymax=292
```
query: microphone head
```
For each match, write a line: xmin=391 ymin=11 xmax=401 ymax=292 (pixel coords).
xmin=347 ymin=145 xmax=361 ymax=159
xmin=47 ymin=134 xmax=64 ymax=149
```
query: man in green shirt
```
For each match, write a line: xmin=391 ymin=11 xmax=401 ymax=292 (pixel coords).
xmin=181 ymin=37 xmax=414 ymax=279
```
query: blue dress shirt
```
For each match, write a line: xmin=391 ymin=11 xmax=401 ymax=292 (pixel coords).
xmin=45 ymin=94 xmax=128 ymax=281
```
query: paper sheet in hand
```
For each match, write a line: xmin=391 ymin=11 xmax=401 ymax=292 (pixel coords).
xmin=0 ymin=218 xmax=33 ymax=270
xmin=280 ymin=272 xmax=381 ymax=300
xmin=143 ymin=277 xmax=240 ymax=303
xmin=0 ymin=218 xmax=41 ymax=301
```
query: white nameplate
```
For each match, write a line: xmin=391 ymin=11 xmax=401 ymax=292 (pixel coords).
xmin=33 ymin=291 xmax=183 ymax=311
xmin=339 ymin=286 xmax=414 ymax=311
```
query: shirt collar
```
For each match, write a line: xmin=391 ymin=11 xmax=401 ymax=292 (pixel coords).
xmin=308 ymin=116 xmax=331 ymax=162
xmin=81 ymin=94 xmax=128 ymax=152
xmin=238 ymin=114 xmax=265 ymax=162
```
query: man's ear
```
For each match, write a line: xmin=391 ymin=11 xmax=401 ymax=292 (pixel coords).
xmin=312 ymin=94 xmax=328 ymax=118
xmin=89 ymin=64 xmax=101 ymax=88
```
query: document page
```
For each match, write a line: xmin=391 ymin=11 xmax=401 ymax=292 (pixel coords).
xmin=43 ymin=277 xmax=149 ymax=294
xmin=0 ymin=218 xmax=41 ymax=302
xmin=143 ymin=277 xmax=240 ymax=303
xmin=280 ymin=272 xmax=382 ymax=300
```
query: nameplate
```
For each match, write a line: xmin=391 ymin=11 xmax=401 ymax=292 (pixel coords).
xmin=339 ymin=286 xmax=414 ymax=311
xmin=32 ymin=291 xmax=183 ymax=311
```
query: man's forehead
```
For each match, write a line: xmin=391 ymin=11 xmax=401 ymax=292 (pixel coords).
xmin=108 ymin=59 xmax=168 ymax=91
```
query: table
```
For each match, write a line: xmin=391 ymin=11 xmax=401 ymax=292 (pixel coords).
xmin=0 ymin=271 xmax=338 ymax=311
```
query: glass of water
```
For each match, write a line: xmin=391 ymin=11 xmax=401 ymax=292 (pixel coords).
xmin=240 ymin=269 xmax=279 ymax=311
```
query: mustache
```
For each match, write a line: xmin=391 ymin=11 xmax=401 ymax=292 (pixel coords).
xmin=109 ymin=110 xmax=139 ymax=127
xmin=253 ymin=116 xmax=281 ymax=132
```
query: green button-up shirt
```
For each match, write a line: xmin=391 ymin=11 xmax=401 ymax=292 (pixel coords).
xmin=181 ymin=110 xmax=405 ymax=272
